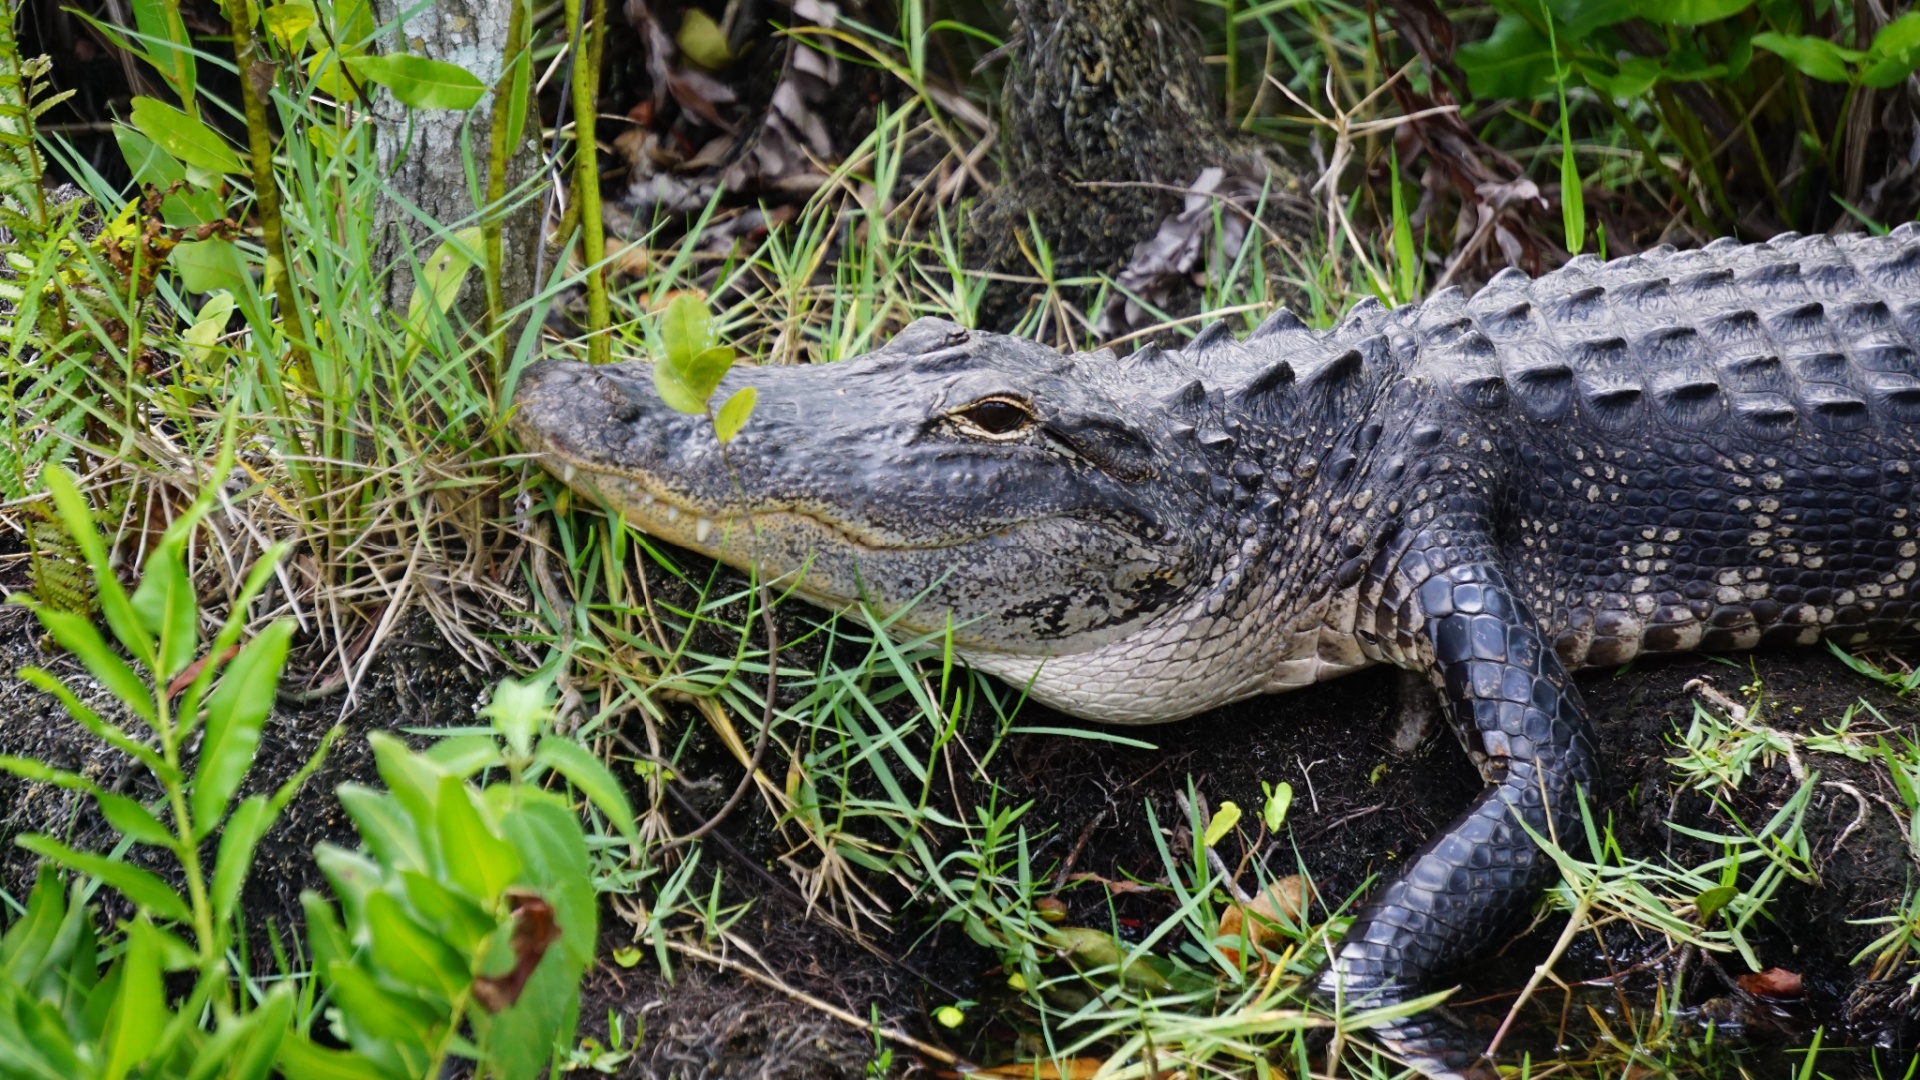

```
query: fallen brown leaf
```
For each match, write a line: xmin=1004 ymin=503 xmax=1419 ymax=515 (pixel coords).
xmin=472 ymin=889 xmax=563 ymax=1012
xmin=1736 ymin=967 xmax=1804 ymax=999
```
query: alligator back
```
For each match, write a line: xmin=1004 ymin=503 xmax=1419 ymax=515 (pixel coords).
xmin=1356 ymin=229 xmax=1920 ymax=671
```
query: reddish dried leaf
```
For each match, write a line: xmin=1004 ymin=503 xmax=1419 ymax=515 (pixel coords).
xmin=471 ymin=889 xmax=564 ymax=1013
xmin=1736 ymin=967 xmax=1804 ymax=998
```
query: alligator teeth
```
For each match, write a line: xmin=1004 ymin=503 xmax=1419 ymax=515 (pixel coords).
xmin=695 ymin=517 xmax=713 ymax=543
xmin=664 ymin=504 xmax=680 ymax=521
xmin=639 ymin=492 xmax=655 ymax=507
xmin=560 ymin=463 xmax=576 ymax=482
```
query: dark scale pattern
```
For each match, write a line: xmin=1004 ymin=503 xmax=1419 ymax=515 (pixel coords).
xmin=514 ymin=227 xmax=1920 ymax=1080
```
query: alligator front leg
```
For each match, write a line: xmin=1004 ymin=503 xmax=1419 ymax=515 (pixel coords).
xmin=1319 ymin=535 xmax=1599 ymax=1079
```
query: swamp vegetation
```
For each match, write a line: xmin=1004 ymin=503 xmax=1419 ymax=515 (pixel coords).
xmin=2 ymin=0 xmax=1920 ymax=1076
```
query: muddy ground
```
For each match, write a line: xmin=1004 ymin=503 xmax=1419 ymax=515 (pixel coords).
xmin=3 ymin=546 xmax=1919 ymax=1076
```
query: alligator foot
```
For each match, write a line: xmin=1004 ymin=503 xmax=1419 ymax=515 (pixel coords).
xmin=1323 ymin=525 xmax=1599 ymax=1078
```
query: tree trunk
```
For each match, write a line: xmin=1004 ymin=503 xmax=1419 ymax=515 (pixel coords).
xmin=369 ymin=0 xmax=541 ymax=326
xmin=970 ymin=0 xmax=1308 ymax=334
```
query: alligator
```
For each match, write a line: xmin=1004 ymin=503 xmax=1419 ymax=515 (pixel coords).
xmin=511 ymin=228 xmax=1920 ymax=1077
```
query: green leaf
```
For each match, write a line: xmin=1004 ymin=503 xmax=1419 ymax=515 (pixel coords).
xmin=183 ymin=292 xmax=237 ymax=365
xmin=315 ymin=844 xmax=381 ymax=927
xmin=1261 ymin=781 xmax=1293 ymax=833
xmin=337 ymin=785 xmax=426 ymax=871
xmin=1863 ymin=13 xmax=1920 ymax=86
xmin=421 ymin=734 xmax=503 ymax=777
xmin=1457 ymin=13 xmax=1556 ymax=99
xmin=324 ymin=962 xmax=439 ymax=1070
xmin=1585 ymin=54 xmax=1662 ymax=99
xmin=345 ymin=54 xmax=487 ymax=110
xmin=211 ymin=796 xmax=276 ymax=924
xmin=100 ymin=920 xmax=167 ymax=1080
xmin=97 ymin=793 xmax=175 ymax=848
xmin=533 ymin=736 xmax=638 ymax=840
xmin=16 ymin=668 xmax=171 ymax=779
xmin=435 ymin=775 xmax=521 ymax=904
xmin=652 ymin=361 xmax=713 ymax=414
xmin=193 ymin=620 xmax=294 ymax=836
xmin=1695 ymin=884 xmax=1739 ymax=924
xmin=131 ymin=0 xmax=197 ymax=99
xmin=40 ymin=466 xmax=154 ymax=669
xmin=170 ymin=239 xmax=251 ymax=295
xmin=275 ymin=1033 xmax=387 ymax=1080
xmin=218 ymin=984 xmax=294 ymax=1080
xmin=32 ymin=609 xmax=156 ymax=726
xmin=404 ymin=226 xmax=484 ymax=341
xmin=1753 ymin=32 xmax=1862 ymax=83
xmin=714 ymin=386 xmax=757 ymax=443
xmin=1 ymin=865 xmax=68 ymax=984
xmin=128 ymin=96 xmax=245 ymax=175
xmin=128 ymin=536 xmax=198 ymax=681
xmin=660 ymin=291 xmax=714 ymax=368
xmin=676 ymin=9 xmax=732 ymax=69
xmin=114 ymin=126 xmax=186 ymax=186
xmin=16 ymin=836 xmax=192 ymax=923
xmin=369 ymin=732 xmax=443 ymax=829
xmin=1202 ymin=801 xmax=1241 ymax=848
xmin=262 ymin=1 xmax=318 ymax=53
xmin=503 ymin=39 xmax=532 ymax=151
xmin=399 ymin=870 xmax=499 ymax=952
xmin=364 ymin=890 xmax=470 ymax=1003
xmin=480 ymin=676 xmax=552 ymax=759
xmin=501 ymin=797 xmax=596 ymax=968
xmin=301 ymin=891 xmax=351 ymax=975
xmin=1649 ymin=0 xmax=1754 ymax=26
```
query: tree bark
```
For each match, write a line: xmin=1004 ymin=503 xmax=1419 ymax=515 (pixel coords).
xmin=970 ymin=0 xmax=1308 ymax=332
xmin=369 ymin=0 xmax=541 ymax=326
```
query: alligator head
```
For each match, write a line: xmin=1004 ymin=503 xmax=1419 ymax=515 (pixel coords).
xmin=511 ymin=316 xmax=1293 ymax=723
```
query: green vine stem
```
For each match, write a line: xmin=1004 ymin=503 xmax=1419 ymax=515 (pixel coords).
xmin=564 ymin=0 xmax=611 ymax=366
xmin=223 ymin=0 xmax=313 ymax=390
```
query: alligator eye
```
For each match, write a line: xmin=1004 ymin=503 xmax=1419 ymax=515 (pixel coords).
xmin=953 ymin=398 xmax=1033 ymax=437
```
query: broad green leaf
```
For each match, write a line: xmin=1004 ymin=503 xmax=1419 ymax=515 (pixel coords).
xmin=653 ymin=361 xmax=712 ymax=414
xmin=211 ymin=796 xmax=275 ymax=923
xmin=170 ymin=239 xmax=251 ymax=295
xmin=480 ymin=676 xmax=552 ymax=758
xmin=275 ymin=1033 xmax=384 ymax=1080
xmin=131 ymin=0 xmax=197 ymax=99
xmin=1649 ymin=0 xmax=1753 ymax=26
xmin=1585 ymin=54 xmax=1662 ymax=98
xmin=114 ymin=126 xmax=185 ymax=186
xmin=503 ymin=38 xmax=532 ymax=151
xmin=215 ymin=984 xmax=294 ymax=1080
xmin=128 ymin=537 xmax=198 ymax=680
xmin=100 ymin=920 xmax=166 ymax=1080
xmin=16 ymin=836 xmax=192 ymax=923
xmin=676 ymin=9 xmax=732 ymax=69
xmin=307 ymin=47 xmax=361 ymax=101
xmin=183 ymin=292 xmax=237 ymax=364
xmin=1261 ymin=781 xmax=1293 ymax=832
xmin=301 ymin=891 xmax=351 ymax=975
xmin=129 ymin=97 xmax=245 ymax=175
xmin=400 ymin=870 xmax=499 ymax=952
xmin=1543 ymin=0 xmax=1641 ymax=30
xmin=345 ymin=54 xmax=487 ymax=110
xmin=263 ymin=1 xmax=318 ymax=53
xmin=1752 ymin=32 xmax=1862 ymax=83
xmin=324 ymin=962 xmax=438 ymax=1071
xmin=404 ymin=227 xmax=484 ymax=341
xmin=315 ymin=844 xmax=381 ymax=927
xmin=363 ymin=890 xmax=470 ymax=1002
xmin=337 ymin=785 xmax=426 ymax=871
xmin=1457 ymin=13 xmax=1556 ymax=99
xmin=435 ymin=776 xmax=521 ymax=904
xmin=421 ymin=734 xmax=503 ymax=777
xmin=193 ymin=620 xmax=294 ymax=836
xmin=660 ymin=291 xmax=714 ymax=368
xmin=1863 ymin=14 xmax=1920 ymax=86
xmin=0 ymin=865 xmax=68 ymax=984
xmin=714 ymin=386 xmax=757 ymax=443
xmin=1695 ymin=884 xmax=1739 ymax=923
xmin=369 ymin=732 xmax=444 ymax=829
xmin=97 ymin=792 xmax=175 ymax=848
xmin=532 ymin=736 xmax=637 ymax=840
xmin=484 ymin=906 xmax=581 ymax=1080
xmin=33 ymin=609 xmax=156 ymax=726
xmin=501 ymin=797 xmax=596 ymax=968
xmin=1202 ymin=801 xmax=1241 ymax=848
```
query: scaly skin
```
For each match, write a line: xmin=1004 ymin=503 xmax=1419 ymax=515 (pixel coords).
xmin=512 ymin=228 xmax=1920 ymax=1076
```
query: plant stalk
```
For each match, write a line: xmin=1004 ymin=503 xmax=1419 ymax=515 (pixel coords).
xmin=563 ymin=0 xmax=611 ymax=365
